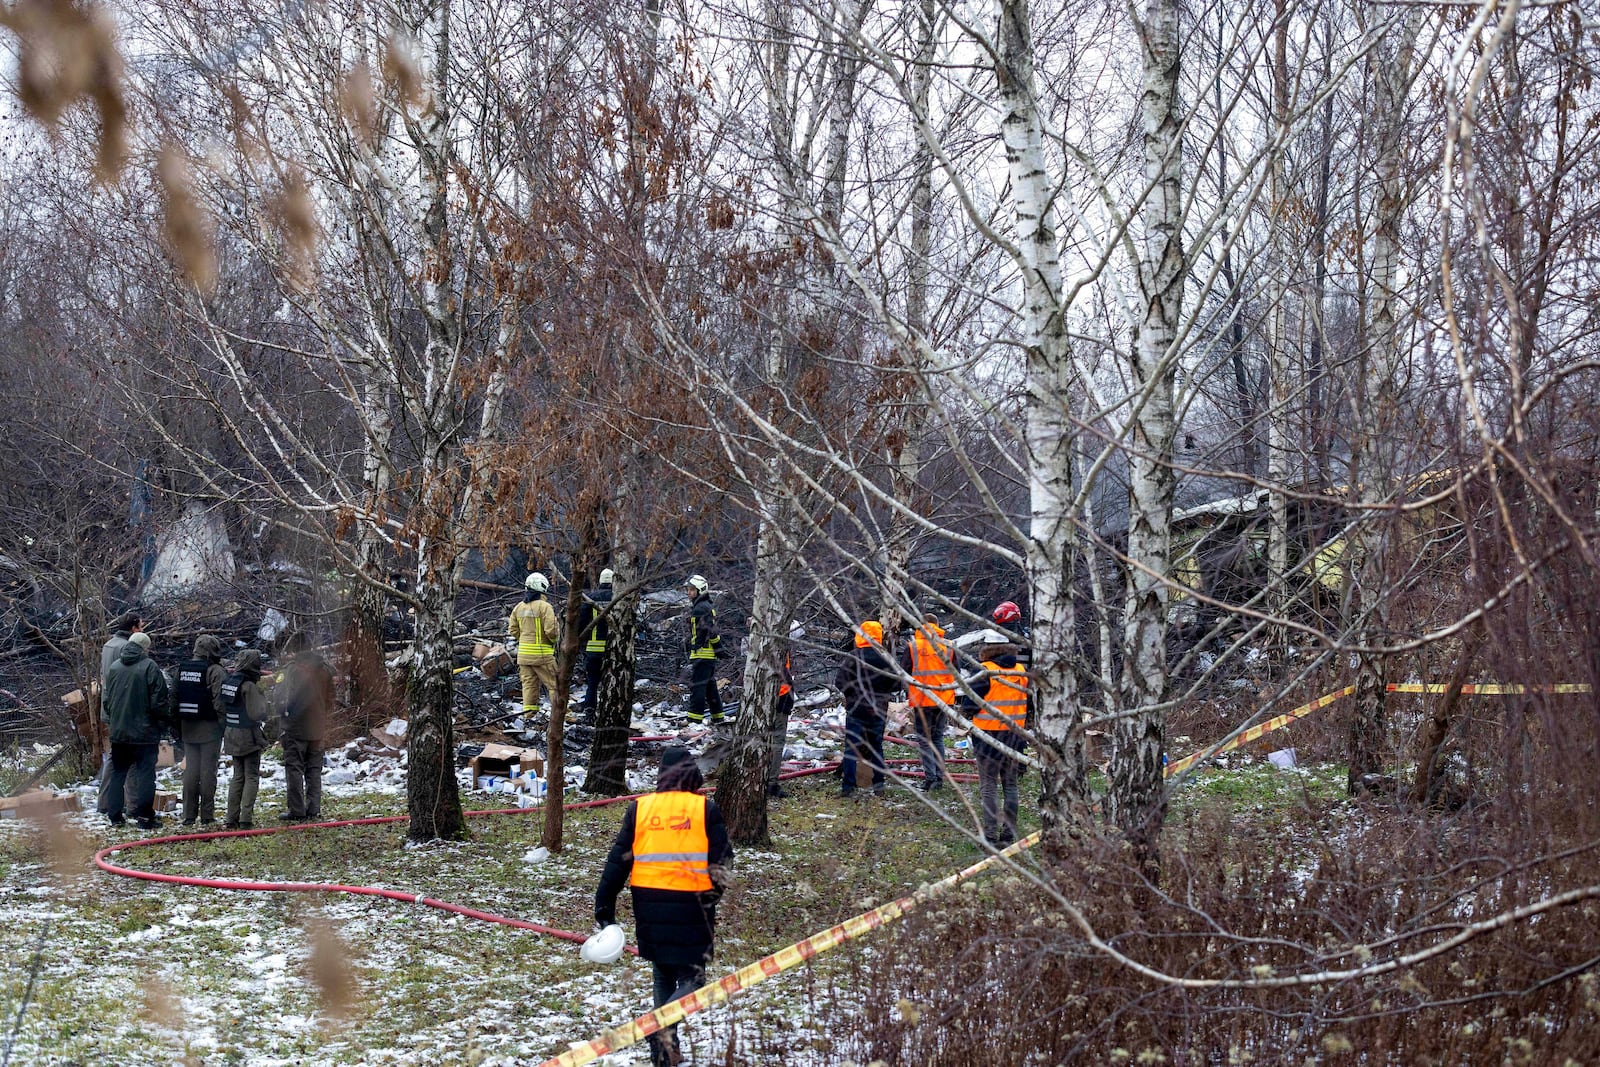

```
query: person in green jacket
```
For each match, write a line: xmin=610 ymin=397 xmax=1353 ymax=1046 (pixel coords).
xmin=97 ymin=631 xmax=171 ymax=829
xmin=221 ymin=650 xmax=271 ymax=829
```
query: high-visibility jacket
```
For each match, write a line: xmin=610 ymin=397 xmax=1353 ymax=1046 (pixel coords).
xmin=687 ymin=598 xmax=719 ymax=661
xmin=908 ymin=625 xmax=956 ymax=707
xmin=779 ymin=653 xmax=793 ymax=698
xmin=974 ymin=661 xmax=1028 ymax=731
xmin=630 ymin=791 xmax=713 ymax=892
xmin=509 ymin=597 xmax=559 ymax=662
xmin=581 ymin=587 xmax=612 ymax=653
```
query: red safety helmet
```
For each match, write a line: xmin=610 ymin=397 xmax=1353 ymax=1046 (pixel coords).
xmin=991 ymin=601 xmax=1022 ymax=625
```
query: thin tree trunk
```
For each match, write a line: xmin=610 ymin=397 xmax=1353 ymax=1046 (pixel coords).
xmin=586 ymin=477 xmax=642 ymax=796
xmin=544 ymin=519 xmax=598 ymax=851
xmin=1110 ymin=0 xmax=1183 ymax=873
xmin=1412 ymin=629 xmax=1480 ymax=805
xmin=1266 ymin=0 xmax=1293 ymax=652
xmin=1347 ymin=13 xmax=1420 ymax=794
xmin=879 ymin=0 xmax=936 ymax=632
xmin=996 ymin=0 xmax=1090 ymax=846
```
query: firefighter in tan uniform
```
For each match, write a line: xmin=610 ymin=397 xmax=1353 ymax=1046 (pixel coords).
xmin=510 ymin=572 xmax=561 ymax=717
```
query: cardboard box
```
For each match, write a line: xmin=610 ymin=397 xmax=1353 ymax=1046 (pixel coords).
xmin=477 ymin=643 xmax=512 ymax=680
xmin=153 ymin=791 xmax=179 ymax=813
xmin=0 ymin=790 xmax=82 ymax=820
xmin=371 ymin=719 xmax=408 ymax=751
xmin=157 ymin=742 xmax=178 ymax=768
xmin=468 ymin=743 xmax=545 ymax=782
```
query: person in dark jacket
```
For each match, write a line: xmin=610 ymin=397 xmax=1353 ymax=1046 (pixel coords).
xmin=595 ymin=746 xmax=732 ymax=1067
xmin=958 ymin=642 xmax=1032 ymax=846
xmin=98 ymin=631 xmax=171 ymax=828
xmin=175 ymin=634 xmax=227 ymax=826
xmin=683 ymin=575 xmax=723 ymax=727
xmin=835 ymin=620 xmax=900 ymax=797
xmin=578 ymin=569 xmax=615 ymax=723
xmin=222 ymin=649 xmax=271 ymax=829
xmin=275 ymin=632 xmax=334 ymax=822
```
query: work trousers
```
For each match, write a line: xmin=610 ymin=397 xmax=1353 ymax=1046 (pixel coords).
xmin=580 ymin=650 xmax=605 ymax=719
xmin=226 ymin=751 xmax=263 ymax=826
xmin=282 ymin=736 xmax=324 ymax=819
xmin=99 ymin=741 xmax=158 ymax=823
xmin=974 ymin=728 xmax=1026 ymax=845
xmin=840 ymin=711 xmax=886 ymax=793
xmin=687 ymin=659 xmax=723 ymax=724
xmin=181 ymin=738 xmax=221 ymax=824
xmin=766 ymin=691 xmax=795 ymax=792
xmin=911 ymin=702 xmax=949 ymax=787
xmin=518 ymin=658 xmax=558 ymax=714
xmin=649 ymin=959 xmax=706 ymax=1066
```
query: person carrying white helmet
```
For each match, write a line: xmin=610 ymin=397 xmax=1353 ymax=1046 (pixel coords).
xmin=510 ymin=572 xmax=561 ymax=718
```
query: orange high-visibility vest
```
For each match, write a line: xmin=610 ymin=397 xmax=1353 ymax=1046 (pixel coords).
xmin=974 ymin=661 xmax=1028 ymax=731
xmin=779 ymin=654 xmax=792 ymax=698
xmin=909 ymin=626 xmax=956 ymax=707
xmin=630 ymin=791 xmax=713 ymax=892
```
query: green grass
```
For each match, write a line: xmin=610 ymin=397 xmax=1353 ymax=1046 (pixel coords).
xmin=0 ymin=754 xmax=1355 ymax=1066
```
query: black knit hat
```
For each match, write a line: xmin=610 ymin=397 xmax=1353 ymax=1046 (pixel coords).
xmin=659 ymin=746 xmax=693 ymax=772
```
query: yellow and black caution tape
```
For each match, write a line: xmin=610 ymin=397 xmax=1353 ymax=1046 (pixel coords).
xmin=538 ymin=832 xmax=1041 ymax=1067
xmin=1385 ymin=682 xmax=1591 ymax=696
xmin=541 ymin=677 xmax=1591 ymax=1065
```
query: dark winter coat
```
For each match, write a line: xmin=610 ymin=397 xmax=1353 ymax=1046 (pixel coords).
xmin=101 ymin=630 xmax=131 ymax=689
xmin=594 ymin=762 xmax=733 ymax=967
xmin=835 ymin=644 xmax=899 ymax=720
xmin=276 ymin=652 xmax=334 ymax=743
xmin=176 ymin=635 xmax=227 ymax=746
xmin=222 ymin=652 xmax=271 ymax=757
xmin=103 ymin=643 xmax=172 ymax=744
xmin=685 ymin=595 xmax=719 ymax=660
xmin=579 ymin=585 xmax=613 ymax=649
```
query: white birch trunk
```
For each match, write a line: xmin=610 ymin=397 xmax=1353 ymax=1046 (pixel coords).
xmin=1266 ymin=0 xmax=1293 ymax=651
xmin=997 ymin=0 xmax=1090 ymax=838
xmin=1110 ymin=0 xmax=1183 ymax=868
xmin=403 ymin=0 xmax=466 ymax=841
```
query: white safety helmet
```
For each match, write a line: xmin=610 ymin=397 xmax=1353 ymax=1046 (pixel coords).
xmin=599 ymin=568 xmax=615 ymax=585
xmin=525 ymin=572 xmax=549 ymax=593
xmin=685 ymin=574 xmax=709 ymax=595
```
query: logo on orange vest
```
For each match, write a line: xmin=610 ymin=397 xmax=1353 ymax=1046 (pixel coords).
xmin=669 ymin=814 xmax=693 ymax=830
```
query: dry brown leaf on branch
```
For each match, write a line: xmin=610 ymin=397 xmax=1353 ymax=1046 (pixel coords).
xmin=270 ymin=168 xmax=320 ymax=293
xmin=338 ymin=62 xmax=379 ymax=146
xmin=0 ymin=0 xmax=128 ymax=180
xmin=29 ymin=807 xmax=94 ymax=893
xmin=157 ymin=146 xmax=217 ymax=294
xmin=382 ymin=33 xmax=424 ymax=109
xmin=303 ymin=915 xmax=361 ymax=1026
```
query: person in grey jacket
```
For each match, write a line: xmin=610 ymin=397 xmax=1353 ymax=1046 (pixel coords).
xmin=175 ymin=635 xmax=227 ymax=826
xmin=221 ymin=649 xmax=271 ymax=829
xmin=97 ymin=631 xmax=171 ymax=829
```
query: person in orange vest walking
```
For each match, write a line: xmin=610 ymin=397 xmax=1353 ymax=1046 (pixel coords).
xmin=958 ymin=638 xmax=1031 ymax=846
xmin=509 ymin=572 xmax=560 ymax=719
xmin=595 ymin=746 xmax=733 ymax=1067
xmin=900 ymin=612 xmax=957 ymax=792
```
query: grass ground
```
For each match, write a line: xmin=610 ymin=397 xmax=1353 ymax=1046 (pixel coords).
xmin=0 ymin=745 xmax=1345 ymax=1067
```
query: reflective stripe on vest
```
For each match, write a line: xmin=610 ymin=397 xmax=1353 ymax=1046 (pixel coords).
xmin=909 ymin=629 xmax=955 ymax=707
xmin=974 ymin=662 xmax=1027 ymax=731
xmin=689 ymin=608 xmax=718 ymax=660
xmin=586 ymin=634 xmax=607 ymax=653
xmin=513 ymin=602 xmax=555 ymax=657
xmin=174 ymin=659 xmax=217 ymax=719
xmin=220 ymin=673 xmax=251 ymax=729
xmin=630 ymin=791 xmax=713 ymax=892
